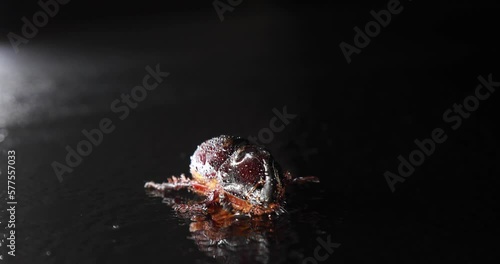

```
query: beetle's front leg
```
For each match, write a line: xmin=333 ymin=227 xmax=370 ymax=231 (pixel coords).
xmin=172 ymin=202 xmax=208 ymax=214
xmin=165 ymin=193 xmax=219 ymax=215
xmin=144 ymin=174 xmax=192 ymax=191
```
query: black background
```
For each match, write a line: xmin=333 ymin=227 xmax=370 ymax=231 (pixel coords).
xmin=0 ymin=0 xmax=499 ymax=263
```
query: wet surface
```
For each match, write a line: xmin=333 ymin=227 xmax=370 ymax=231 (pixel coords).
xmin=0 ymin=2 xmax=499 ymax=263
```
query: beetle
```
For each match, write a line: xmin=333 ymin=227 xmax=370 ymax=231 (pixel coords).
xmin=144 ymin=135 xmax=319 ymax=216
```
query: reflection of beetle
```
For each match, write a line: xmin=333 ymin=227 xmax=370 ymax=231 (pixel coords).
xmin=145 ymin=135 xmax=319 ymax=216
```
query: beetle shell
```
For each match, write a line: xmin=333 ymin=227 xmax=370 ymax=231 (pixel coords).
xmin=189 ymin=135 xmax=245 ymax=179
xmin=190 ymin=135 xmax=286 ymax=209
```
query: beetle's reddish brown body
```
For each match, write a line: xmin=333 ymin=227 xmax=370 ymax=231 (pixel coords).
xmin=145 ymin=135 xmax=318 ymax=217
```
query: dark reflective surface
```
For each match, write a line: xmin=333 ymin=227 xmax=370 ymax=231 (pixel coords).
xmin=1 ymin=2 xmax=499 ymax=263
xmin=144 ymin=180 xmax=339 ymax=264
xmin=0 ymin=42 xmax=345 ymax=263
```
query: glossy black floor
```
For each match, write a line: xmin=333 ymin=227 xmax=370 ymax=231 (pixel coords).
xmin=0 ymin=1 xmax=499 ymax=263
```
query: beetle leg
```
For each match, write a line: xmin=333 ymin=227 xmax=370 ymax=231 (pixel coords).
xmin=191 ymin=182 xmax=212 ymax=194
xmin=157 ymin=196 xmax=208 ymax=214
xmin=248 ymin=179 xmax=266 ymax=193
xmin=144 ymin=174 xmax=193 ymax=191
xmin=159 ymin=189 xmax=221 ymax=215
xmin=172 ymin=203 xmax=207 ymax=214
